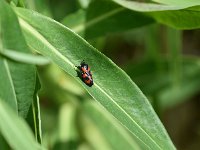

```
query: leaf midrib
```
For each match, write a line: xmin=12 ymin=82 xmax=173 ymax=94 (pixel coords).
xmin=18 ymin=15 xmax=162 ymax=149
xmin=94 ymin=84 xmax=156 ymax=149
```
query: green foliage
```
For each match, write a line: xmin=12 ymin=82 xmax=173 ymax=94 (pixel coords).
xmin=152 ymin=0 xmax=200 ymax=7
xmin=0 ymin=0 xmax=36 ymax=118
xmin=82 ymin=101 xmax=142 ymax=150
xmin=0 ymin=0 xmax=200 ymax=149
xmin=0 ymin=100 xmax=43 ymax=150
xmin=15 ymin=7 xmax=175 ymax=149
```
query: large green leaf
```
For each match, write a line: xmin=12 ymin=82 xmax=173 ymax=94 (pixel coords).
xmin=0 ymin=0 xmax=36 ymax=117
xmin=62 ymin=0 xmax=154 ymax=39
xmin=112 ymin=0 xmax=200 ymax=29
xmin=152 ymin=0 xmax=200 ymax=7
xmin=83 ymin=101 xmax=143 ymax=150
xmin=62 ymin=0 xmax=200 ymax=40
xmin=15 ymin=8 xmax=175 ymax=149
xmin=0 ymin=100 xmax=42 ymax=150
xmin=149 ymin=8 xmax=200 ymax=29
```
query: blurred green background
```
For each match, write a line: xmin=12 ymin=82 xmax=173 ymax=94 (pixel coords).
xmin=22 ymin=0 xmax=200 ymax=149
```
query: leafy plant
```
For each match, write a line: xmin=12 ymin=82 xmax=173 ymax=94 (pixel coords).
xmin=0 ymin=0 xmax=200 ymax=149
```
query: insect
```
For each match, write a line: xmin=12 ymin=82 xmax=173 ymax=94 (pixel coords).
xmin=76 ymin=61 xmax=93 ymax=87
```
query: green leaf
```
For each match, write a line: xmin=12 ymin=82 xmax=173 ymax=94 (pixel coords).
xmin=26 ymin=76 xmax=42 ymax=144
xmin=166 ymin=28 xmax=182 ymax=88
xmin=158 ymin=77 xmax=200 ymax=109
xmin=85 ymin=0 xmax=154 ymax=39
xmin=62 ymin=0 xmax=154 ymax=39
xmin=0 ymin=49 xmax=50 ymax=65
xmin=9 ymin=0 xmax=25 ymax=7
xmin=125 ymin=57 xmax=200 ymax=110
xmin=81 ymin=114 xmax=113 ymax=150
xmin=158 ymin=60 xmax=200 ymax=110
xmin=112 ymin=0 xmax=183 ymax=11
xmin=25 ymin=0 xmax=52 ymax=17
xmin=0 ymin=134 xmax=10 ymax=150
xmin=152 ymin=0 xmax=200 ymax=7
xmin=15 ymin=8 xmax=175 ymax=149
xmin=83 ymin=101 xmax=143 ymax=150
xmin=0 ymin=0 xmax=36 ymax=117
xmin=111 ymin=0 xmax=200 ymax=29
xmin=61 ymin=9 xmax=86 ymax=37
xmin=62 ymin=9 xmax=85 ymax=30
xmin=149 ymin=8 xmax=200 ymax=29
xmin=63 ymin=0 xmax=200 ymax=39
xmin=10 ymin=0 xmax=18 ymax=5
xmin=58 ymin=103 xmax=77 ymax=142
xmin=0 ymin=100 xmax=43 ymax=150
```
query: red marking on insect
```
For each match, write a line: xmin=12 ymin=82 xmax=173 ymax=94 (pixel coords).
xmin=76 ymin=61 xmax=93 ymax=87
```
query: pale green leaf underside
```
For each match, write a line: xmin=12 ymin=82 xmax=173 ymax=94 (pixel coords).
xmin=15 ymin=8 xmax=175 ymax=149
xmin=113 ymin=0 xmax=200 ymax=11
xmin=152 ymin=0 xmax=200 ymax=7
xmin=112 ymin=0 xmax=183 ymax=12
xmin=111 ymin=0 xmax=200 ymax=29
xmin=0 ymin=49 xmax=50 ymax=65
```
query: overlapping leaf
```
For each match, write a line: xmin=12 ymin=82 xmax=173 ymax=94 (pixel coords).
xmin=62 ymin=0 xmax=154 ymax=39
xmin=62 ymin=0 xmax=200 ymax=40
xmin=0 ymin=100 xmax=43 ymax=150
xmin=112 ymin=0 xmax=200 ymax=29
xmin=0 ymin=0 xmax=36 ymax=117
xmin=152 ymin=0 xmax=200 ymax=7
xmin=83 ymin=101 xmax=143 ymax=150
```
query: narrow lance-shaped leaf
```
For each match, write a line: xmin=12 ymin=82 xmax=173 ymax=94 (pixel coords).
xmin=152 ymin=0 xmax=200 ymax=7
xmin=15 ymin=8 xmax=175 ymax=149
xmin=111 ymin=0 xmax=184 ymax=12
xmin=0 ymin=100 xmax=43 ymax=150
xmin=0 ymin=0 xmax=36 ymax=117
xmin=112 ymin=0 xmax=200 ymax=29
xmin=83 ymin=101 xmax=143 ymax=150
xmin=0 ymin=49 xmax=50 ymax=65
xmin=26 ymin=76 xmax=42 ymax=144
xmin=149 ymin=8 xmax=200 ymax=29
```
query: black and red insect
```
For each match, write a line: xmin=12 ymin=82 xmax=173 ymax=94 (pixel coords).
xmin=76 ymin=61 xmax=93 ymax=87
